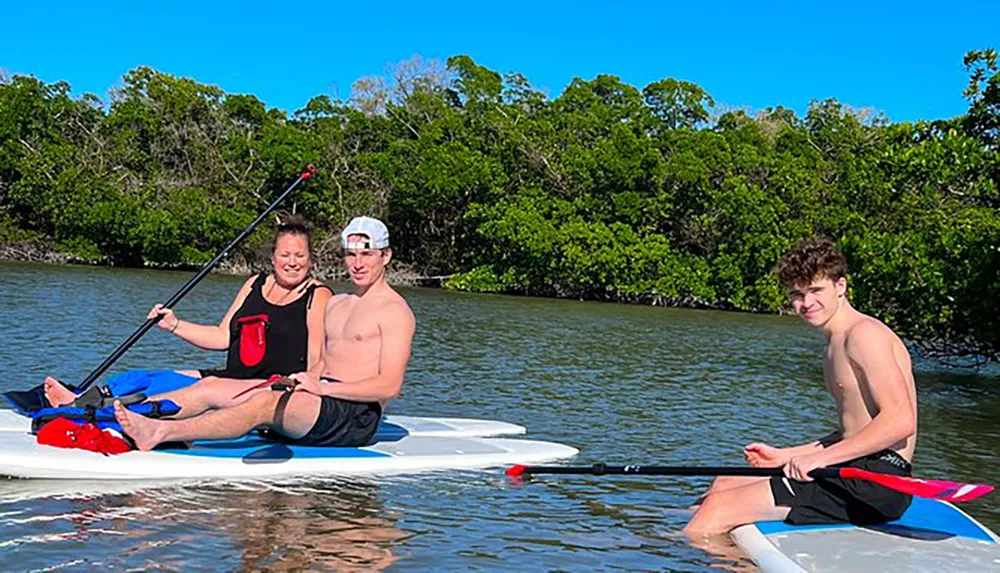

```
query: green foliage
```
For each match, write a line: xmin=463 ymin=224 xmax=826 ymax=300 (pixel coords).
xmin=0 ymin=52 xmax=998 ymax=363
xmin=963 ymin=48 xmax=1000 ymax=146
xmin=55 ymin=236 xmax=102 ymax=262
xmin=0 ymin=210 xmax=40 ymax=243
xmin=643 ymin=78 xmax=715 ymax=130
xmin=444 ymin=265 xmax=503 ymax=292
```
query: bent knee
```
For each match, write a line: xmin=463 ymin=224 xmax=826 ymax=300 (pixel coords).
xmin=188 ymin=376 xmax=222 ymax=393
xmin=698 ymin=492 xmax=723 ymax=512
xmin=198 ymin=376 xmax=223 ymax=387
xmin=710 ymin=476 xmax=739 ymax=490
xmin=685 ymin=496 xmax=734 ymax=534
xmin=685 ymin=504 xmax=732 ymax=536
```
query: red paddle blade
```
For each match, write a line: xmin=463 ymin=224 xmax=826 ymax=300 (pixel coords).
xmin=506 ymin=465 xmax=528 ymax=477
xmin=841 ymin=468 xmax=994 ymax=502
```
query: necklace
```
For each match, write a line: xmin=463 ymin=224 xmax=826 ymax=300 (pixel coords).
xmin=266 ymin=275 xmax=308 ymax=305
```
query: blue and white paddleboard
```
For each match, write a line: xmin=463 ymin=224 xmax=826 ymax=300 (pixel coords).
xmin=0 ymin=428 xmax=577 ymax=479
xmin=731 ymin=497 xmax=1000 ymax=572
xmin=0 ymin=408 xmax=526 ymax=438
xmin=0 ymin=407 xmax=570 ymax=480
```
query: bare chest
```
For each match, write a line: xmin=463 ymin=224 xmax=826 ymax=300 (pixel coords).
xmin=823 ymin=344 xmax=862 ymax=399
xmin=324 ymin=299 xmax=381 ymax=349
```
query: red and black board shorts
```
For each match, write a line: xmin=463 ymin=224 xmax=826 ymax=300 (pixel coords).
xmin=770 ymin=449 xmax=913 ymax=526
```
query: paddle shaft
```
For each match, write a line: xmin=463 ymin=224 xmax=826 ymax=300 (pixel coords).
xmin=76 ymin=165 xmax=317 ymax=391
xmin=516 ymin=463 xmax=838 ymax=479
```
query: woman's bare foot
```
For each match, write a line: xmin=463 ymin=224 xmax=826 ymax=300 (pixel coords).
xmin=114 ymin=400 xmax=168 ymax=451
xmin=43 ymin=377 xmax=77 ymax=407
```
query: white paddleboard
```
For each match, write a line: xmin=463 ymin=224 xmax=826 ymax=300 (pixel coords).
xmin=731 ymin=497 xmax=1000 ymax=572
xmin=0 ymin=408 xmax=526 ymax=438
xmin=0 ymin=409 xmax=25 ymax=431
xmin=0 ymin=429 xmax=577 ymax=479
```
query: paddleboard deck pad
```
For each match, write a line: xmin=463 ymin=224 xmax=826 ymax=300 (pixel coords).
xmin=731 ymin=497 xmax=1000 ymax=572
xmin=0 ymin=409 xmax=526 ymax=438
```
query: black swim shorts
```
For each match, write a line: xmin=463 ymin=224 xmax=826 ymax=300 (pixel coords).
xmin=272 ymin=395 xmax=382 ymax=448
xmin=770 ymin=449 xmax=913 ymax=525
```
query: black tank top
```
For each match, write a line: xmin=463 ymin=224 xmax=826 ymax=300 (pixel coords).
xmin=202 ymin=274 xmax=331 ymax=379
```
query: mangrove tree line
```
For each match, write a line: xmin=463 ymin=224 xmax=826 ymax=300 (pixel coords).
xmin=0 ymin=51 xmax=997 ymax=363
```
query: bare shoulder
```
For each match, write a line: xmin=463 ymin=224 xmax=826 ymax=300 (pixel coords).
xmin=308 ymin=279 xmax=333 ymax=299
xmin=844 ymin=315 xmax=904 ymax=356
xmin=305 ymin=280 xmax=332 ymax=314
xmin=376 ymin=289 xmax=415 ymax=324
xmin=307 ymin=277 xmax=332 ymax=290
xmin=232 ymin=275 xmax=259 ymax=300
xmin=325 ymin=292 xmax=352 ymax=311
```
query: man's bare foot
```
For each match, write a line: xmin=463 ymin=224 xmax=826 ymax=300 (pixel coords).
xmin=114 ymin=400 xmax=168 ymax=451
xmin=44 ymin=377 xmax=77 ymax=407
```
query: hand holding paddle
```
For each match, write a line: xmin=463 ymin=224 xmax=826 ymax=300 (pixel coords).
xmin=148 ymin=304 xmax=179 ymax=333
xmin=505 ymin=463 xmax=995 ymax=503
xmin=287 ymin=372 xmax=324 ymax=395
xmin=785 ymin=451 xmax=828 ymax=482
xmin=744 ymin=443 xmax=787 ymax=468
xmin=76 ymin=165 xmax=318 ymax=392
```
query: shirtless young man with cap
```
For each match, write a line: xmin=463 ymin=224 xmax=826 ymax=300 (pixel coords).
xmin=114 ymin=216 xmax=416 ymax=450
xmin=685 ymin=237 xmax=917 ymax=536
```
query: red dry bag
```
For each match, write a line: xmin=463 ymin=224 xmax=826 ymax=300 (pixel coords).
xmin=236 ymin=314 xmax=270 ymax=367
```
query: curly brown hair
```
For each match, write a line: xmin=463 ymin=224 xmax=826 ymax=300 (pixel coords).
xmin=775 ymin=237 xmax=847 ymax=288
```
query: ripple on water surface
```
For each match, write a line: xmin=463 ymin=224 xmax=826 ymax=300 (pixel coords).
xmin=0 ymin=262 xmax=998 ymax=571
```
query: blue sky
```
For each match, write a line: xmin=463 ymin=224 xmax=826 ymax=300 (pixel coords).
xmin=1 ymin=1 xmax=997 ymax=122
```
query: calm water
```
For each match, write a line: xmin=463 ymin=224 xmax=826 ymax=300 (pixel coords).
xmin=0 ymin=262 xmax=997 ymax=571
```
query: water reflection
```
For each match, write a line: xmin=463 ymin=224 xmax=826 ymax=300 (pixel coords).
xmin=0 ymin=478 xmax=407 ymax=571
xmin=210 ymin=480 xmax=406 ymax=571
xmin=1 ymin=262 xmax=998 ymax=571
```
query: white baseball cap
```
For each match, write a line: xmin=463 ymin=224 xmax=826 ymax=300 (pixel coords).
xmin=340 ymin=216 xmax=390 ymax=249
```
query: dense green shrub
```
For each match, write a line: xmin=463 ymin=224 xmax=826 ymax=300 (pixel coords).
xmin=1 ymin=51 xmax=997 ymax=363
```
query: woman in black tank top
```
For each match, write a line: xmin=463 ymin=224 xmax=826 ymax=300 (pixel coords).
xmin=198 ymin=273 xmax=327 ymax=378
xmin=149 ymin=215 xmax=333 ymax=380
